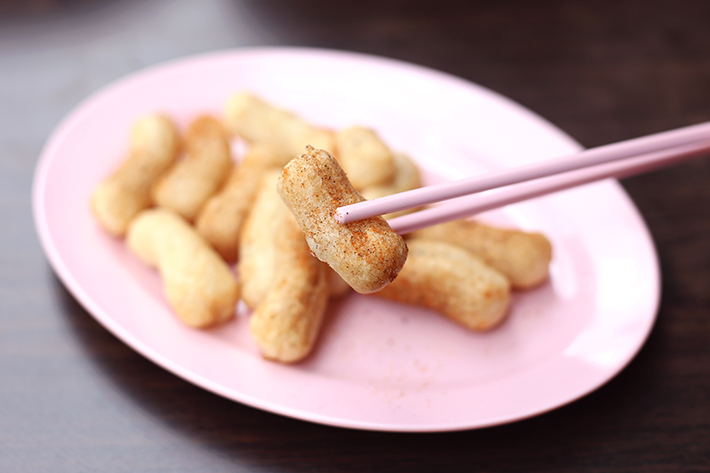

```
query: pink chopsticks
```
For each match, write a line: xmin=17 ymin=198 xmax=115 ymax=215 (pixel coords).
xmin=334 ymin=121 xmax=710 ymax=234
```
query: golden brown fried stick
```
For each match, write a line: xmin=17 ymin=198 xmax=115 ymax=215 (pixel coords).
xmin=249 ymin=203 xmax=329 ymax=363
xmin=91 ymin=114 xmax=179 ymax=236
xmin=359 ymin=152 xmax=423 ymax=219
xmin=225 ymin=92 xmax=335 ymax=160
xmin=334 ymin=126 xmax=396 ymax=190
xmin=277 ymin=146 xmax=408 ymax=294
xmin=152 ymin=116 xmax=232 ymax=222
xmin=409 ymin=220 xmax=552 ymax=289
xmin=239 ymin=171 xmax=351 ymax=305
xmin=195 ymin=143 xmax=289 ymax=263
xmin=375 ymin=239 xmax=511 ymax=330
xmin=238 ymin=170 xmax=285 ymax=309
xmin=126 ymin=208 xmax=239 ymax=328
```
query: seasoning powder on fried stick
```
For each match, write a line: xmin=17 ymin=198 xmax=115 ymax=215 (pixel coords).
xmin=277 ymin=146 xmax=407 ymax=294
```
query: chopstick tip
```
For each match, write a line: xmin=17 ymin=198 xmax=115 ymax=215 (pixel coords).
xmin=334 ymin=208 xmax=348 ymax=224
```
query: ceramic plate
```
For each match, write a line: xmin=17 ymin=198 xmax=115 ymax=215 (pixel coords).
xmin=33 ymin=47 xmax=660 ymax=432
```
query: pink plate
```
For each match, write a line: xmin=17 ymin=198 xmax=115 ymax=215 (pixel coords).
xmin=32 ymin=47 xmax=660 ymax=432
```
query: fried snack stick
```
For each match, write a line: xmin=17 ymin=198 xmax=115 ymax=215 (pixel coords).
xmin=360 ymin=152 xmax=423 ymax=219
xmin=91 ymin=115 xmax=179 ymax=236
xmin=126 ymin=208 xmax=239 ymax=328
xmin=277 ymin=146 xmax=408 ymax=294
xmin=225 ymin=92 xmax=335 ymax=160
xmin=334 ymin=126 xmax=397 ymax=190
xmin=239 ymin=171 xmax=351 ymax=306
xmin=238 ymin=170 xmax=286 ymax=309
xmin=409 ymin=220 xmax=552 ymax=289
xmin=196 ymin=143 xmax=290 ymax=263
xmin=375 ymin=239 xmax=511 ymax=331
xmin=152 ymin=116 xmax=232 ymax=222
xmin=249 ymin=201 xmax=330 ymax=363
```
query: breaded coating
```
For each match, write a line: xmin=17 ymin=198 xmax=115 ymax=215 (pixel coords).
xmin=410 ymin=219 xmax=552 ymax=289
xmin=334 ymin=126 xmax=397 ymax=190
xmin=196 ymin=143 xmax=289 ymax=263
xmin=375 ymin=239 xmax=511 ymax=331
xmin=238 ymin=170 xmax=286 ymax=309
xmin=249 ymin=206 xmax=329 ymax=363
xmin=277 ymin=146 xmax=408 ymax=294
xmin=126 ymin=208 xmax=239 ymax=328
xmin=91 ymin=114 xmax=179 ymax=236
xmin=225 ymin=92 xmax=335 ymax=160
xmin=152 ymin=116 xmax=232 ymax=222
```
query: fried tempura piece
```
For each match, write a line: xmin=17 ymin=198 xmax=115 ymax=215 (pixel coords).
xmin=360 ymin=152 xmax=423 ymax=219
xmin=277 ymin=146 xmax=408 ymax=294
xmin=126 ymin=208 xmax=239 ymax=328
xmin=196 ymin=143 xmax=289 ymax=263
xmin=225 ymin=92 xmax=335 ymax=160
xmin=375 ymin=239 xmax=510 ymax=331
xmin=152 ymin=116 xmax=232 ymax=222
xmin=334 ymin=126 xmax=397 ymax=190
xmin=410 ymin=220 xmax=552 ymax=289
xmin=249 ymin=203 xmax=329 ymax=363
xmin=238 ymin=171 xmax=285 ymax=309
xmin=91 ymin=115 xmax=179 ymax=236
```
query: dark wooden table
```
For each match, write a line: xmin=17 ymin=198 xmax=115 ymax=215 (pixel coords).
xmin=1 ymin=1 xmax=708 ymax=471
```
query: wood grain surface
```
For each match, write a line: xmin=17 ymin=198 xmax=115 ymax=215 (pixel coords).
xmin=1 ymin=0 xmax=708 ymax=471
